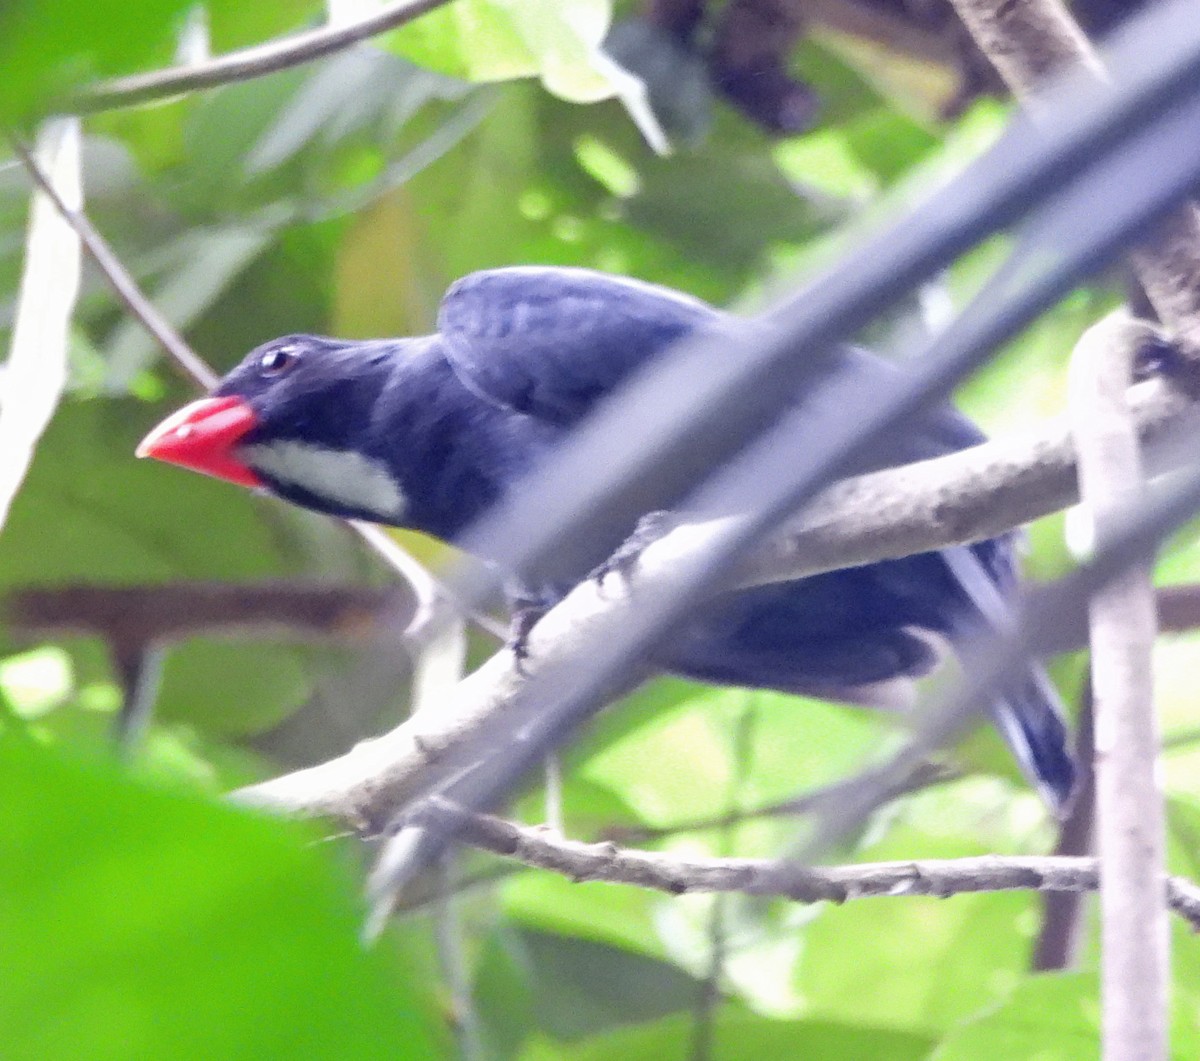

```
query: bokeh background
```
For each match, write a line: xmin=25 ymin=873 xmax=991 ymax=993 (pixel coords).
xmin=3 ymin=1 xmax=1200 ymax=1057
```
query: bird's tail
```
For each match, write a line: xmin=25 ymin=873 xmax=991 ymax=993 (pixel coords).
xmin=988 ymin=667 xmax=1077 ymax=815
xmin=940 ymin=545 xmax=1078 ymax=816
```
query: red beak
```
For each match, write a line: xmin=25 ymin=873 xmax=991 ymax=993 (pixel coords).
xmin=136 ymin=396 xmax=263 ymax=489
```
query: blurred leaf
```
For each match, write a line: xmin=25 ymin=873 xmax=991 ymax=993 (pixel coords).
xmin=156 ymin=638 xmax=311 ymax=736
xmin=515 ymin=929 xmax=703 ymax=1039
xmin=0 ymin=0 xmax=190 ymax=122
xmin=0 ymin=737 xmax=445 ymax=1060
xmin=792 ymin=797 xmax=1046 ymax=1035
xmin=103 ymin=224 xmax=271 ymax=389
xmin=474 ymin=925 xmax=540 ymax=1059
xmin=503 ymin=871 xmax=671 ymax=965
xmin=520 ymin=1005 xmax=933 ymax=1060
xmin=604 ymin=17 xmax=712 ymax=148
xmin=0 ymin=398 xmax=301 ymax=586
xmin=931 ymin=973 xmax=1200 ymax=1061
xmin=405 ymin=84 xmax=824 ymax=304
xmin=573 ymin=679 xmax=893 ymax=838
xmin=384 ymin=0 xmax=625 ymax=104
xmin=206 ymin=0 xmax=321 ymax=51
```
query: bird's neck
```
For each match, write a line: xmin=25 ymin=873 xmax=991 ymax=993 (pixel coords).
xmin=372 ymin=344 xmax=554 ymax=542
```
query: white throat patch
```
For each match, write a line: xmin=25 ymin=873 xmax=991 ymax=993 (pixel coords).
xmin=240 ymin=440 xmax=407 ymax=520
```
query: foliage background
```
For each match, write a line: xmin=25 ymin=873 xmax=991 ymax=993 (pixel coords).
xmin=3 ymin=0 xmax=1200 ymax=1057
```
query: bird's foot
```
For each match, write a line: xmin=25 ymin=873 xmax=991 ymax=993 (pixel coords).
xmin=506 ymin=600 xmax=549 ymax=676
xmin=589 ymin=510 xmax=678 ymax=593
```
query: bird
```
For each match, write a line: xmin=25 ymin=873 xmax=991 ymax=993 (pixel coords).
xmin=137 ymin=265 xmax=1076 ymax=811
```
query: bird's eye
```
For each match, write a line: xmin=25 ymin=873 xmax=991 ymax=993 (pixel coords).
xmin=259 ymin=345 xmax=300 ymax=376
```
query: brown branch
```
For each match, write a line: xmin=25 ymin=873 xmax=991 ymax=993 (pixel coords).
xmin=1152 ymin=583 xmax=1200 ymax=634
xmin=736 ymin=372 xmax=1191 ymax=591
xmin=947 ymin=0 xmax=1200 ymax=364
xmin=1032 ymin=678 xmax=1095 ymax=971
xmin=6 ymin=582 xmax=411 ymax=649
xmin=406 ymin=797 xmax=1200 ymax=930
xmin=65 ymin=0 xmax=457 ymax=114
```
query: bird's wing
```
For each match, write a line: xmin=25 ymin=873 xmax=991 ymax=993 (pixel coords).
xmin=436 ymin=267 xmax=724 ymax=425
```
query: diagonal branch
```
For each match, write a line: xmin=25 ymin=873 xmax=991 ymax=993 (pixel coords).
xmin=67 ymin=0 xmax=457 ymax=113
xmin=948 ymin=0 xmax=1200 ymax=361
xmin=233 ymin=363 xmax=1197 ymax=830
xmin=405 ymin=797 xmax=1200 ymax=931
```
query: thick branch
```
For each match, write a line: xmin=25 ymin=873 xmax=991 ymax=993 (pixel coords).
xmin=740 ymin=374 xmax=1188 ymax=589
xmin=234 ymin=371 xmax=1196 ymax=828
xmin=407 ymin=797 xmax=1200 ymax=929
xmin=948 ymin=0 xmax=1200 ymax=360
xmin=1071 ymin=316 xmax=1167 ymax=1057
xmin=6 ymin=582 xmax=410 ymax=648
xmin=66 ymin=0 xmax=456 ymax=113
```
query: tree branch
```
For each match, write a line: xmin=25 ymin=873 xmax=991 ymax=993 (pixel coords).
xmin=404 ymin=797 xmax=1200 ymax=930
xmin=66 ymin=0 xmax=457 ymax=113
xmin=739 ymin=373 xmax=1189 ymax=590
xmin=947 ymin=0 xmax=1200 ymax=363
xmin=1071 ymin=314 xmax=1168 ymax=1055
xmin=233 ymin=365 xmax=1196 ymax=830
xmin=6 ymin=582 xmax=411 ymax=647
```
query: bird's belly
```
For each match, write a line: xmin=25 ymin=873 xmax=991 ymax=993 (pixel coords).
xmin=660 ymin=555 xmax=963 ymax=708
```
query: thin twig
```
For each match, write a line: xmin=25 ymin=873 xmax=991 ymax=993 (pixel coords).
xmin=406 ymin=797 xmax=1200 ymax=929
xmin=1070 ymin=313 xmax=1167 ymax=1058
xmin=1032 ymin=677 xmax=1095 ymax=972
xmin=68 ymin=0 xmax=457 ymax=113
xmin=8 ymin=138 xmax=504 ymax=640
xmin=8 ymin=135 xmax=217 ymax=389
xmin=430 ymin=857 xmax=485 ymax=1061
xmin=691 ymin=704 xmax=755 ymax=1061
xmin=606 ymin=759 xmax=957 ymax=845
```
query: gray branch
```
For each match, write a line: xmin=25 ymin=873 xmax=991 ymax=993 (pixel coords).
xmin=233 ymin=371 xmax=1196 ymax=828
xmin=948 ymin=0 xmax=1200 ymax=368
xmin=1072 ymin=315 xmax=1169 ymax=1058
xmin=67 ymin=0 xmax=457 ymax=113
xmin=406 ymin=797 xmax=1200 ymax=930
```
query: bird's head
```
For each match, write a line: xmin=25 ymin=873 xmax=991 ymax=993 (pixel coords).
xmin=137 ymin=334 xmax=411 ymax=524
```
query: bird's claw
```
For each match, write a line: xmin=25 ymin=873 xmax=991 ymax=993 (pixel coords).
xmin=589 ymin=510 xmax=677 ymax=592
xmin=507 ymin=602 xmax=548 ymax=676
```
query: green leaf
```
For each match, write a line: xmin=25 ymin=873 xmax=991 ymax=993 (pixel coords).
xmin=206 ymin=0 xmax=321 ymax=52
xmin=520 ymin=1005 xmax=933 ymax=1060
xmin=932 ymin=973 xmax=1200 ymax=1061
xmin=0 ymin=0 xmax=191 ymax=122
xmin=385 ymin=0 xmax=612 ymax=101
xmin=385 ymin=0 xmax=666 ymax=149
xmin=793 ymin=801 xmax=1048 ymax=1035
xmin=574 ymin=681 xmax=892 ymax=835
xmin=404 ymin=84 xmax=825 ymax=307
xmin=512 ymin=929 xmax=703 ymax=1039
xmin=503 ymin=870 xmax=671 ymax=964
xmin=0 ymin=738 xmax=445 ymax=1060
xmin=156 ymin=638 xmax=311 ymax=736
xmin=0 ymin=397 xmax=298 ymax=586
